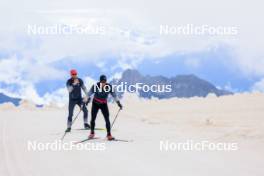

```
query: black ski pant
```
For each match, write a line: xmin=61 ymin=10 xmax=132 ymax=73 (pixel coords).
xmin=90 ymin=101 xmax=111 ymax=135
xmin=67 ymin=99 xmax=88 ymax=128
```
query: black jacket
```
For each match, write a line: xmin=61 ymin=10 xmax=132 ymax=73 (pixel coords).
xmin=88 ymin=82 xmax=118 ymax=103
xmin=66 ymin=78 xmax=88 ymax=100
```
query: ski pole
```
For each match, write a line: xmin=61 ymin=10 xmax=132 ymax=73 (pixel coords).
xmin=61 ymin=104 xmax=84 ymax=141
xmin=111 ymin=108 xmax=121 ymax=129
xmin=71 ymin=105 xmax=83 ymax=125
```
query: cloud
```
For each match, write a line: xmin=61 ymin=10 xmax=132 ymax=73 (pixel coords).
xmin=1 ymin=2 xmax=263 ymax=64
xmin=42 ymin=88 xmax=68 ymax=107
xmin=252 ymin=79 xmax=264 ymax=92
xmin=0 ymin=0 xmax=264 ymax=103
xmin=0 ymin=54 xmax=66 ymax=83
xmin=184 ymin=57 xmax=201 ymax=69
xmin=0 ymin=54 xmax=67 ymax=104
xmin=83 ymin=76 xmax=97 ymax=88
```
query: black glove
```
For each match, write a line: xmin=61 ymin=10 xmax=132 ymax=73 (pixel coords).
xmin=117 ymin=101 xmax=123 ymax=110
xmin=82 ymin=97 xmax=91 ymax=106
xmin=85 ymin=97 xmax=91 ymax=106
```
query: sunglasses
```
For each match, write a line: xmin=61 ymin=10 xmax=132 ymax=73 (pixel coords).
xmin=71 ymin=74 xmax=77 ymax=76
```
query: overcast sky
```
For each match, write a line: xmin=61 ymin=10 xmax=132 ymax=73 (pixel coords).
xmin=0 ymin=0 xmax=263 ymax=104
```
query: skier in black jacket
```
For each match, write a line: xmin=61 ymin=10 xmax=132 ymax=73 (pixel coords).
xmin=87 ymin=75 xmax=122 ymax=140
xmin=65 ymin=69 xmax=89 ymax=132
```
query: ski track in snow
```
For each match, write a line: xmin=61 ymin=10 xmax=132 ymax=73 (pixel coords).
xmin=1 ymin=116 xmax=29 ymax=176
xmin=1 ymin=117 xmax=13 ymax=176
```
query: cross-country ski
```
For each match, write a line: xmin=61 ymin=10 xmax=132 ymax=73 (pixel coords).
xmin=74 ymin=137 xmax=101 ymax=144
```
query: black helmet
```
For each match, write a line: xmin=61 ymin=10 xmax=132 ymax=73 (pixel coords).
xmin=99 ymin=75 xmax=107 ymax=82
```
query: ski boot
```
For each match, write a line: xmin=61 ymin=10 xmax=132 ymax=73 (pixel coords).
xmin=88 ymin=132 xmax=95 ymax=139
xmin=107 ymin=134 xmax=115 ymax=141
xmin=84 ymin=123 xmax=91 ymax=129
xmin=65 ymin=127 xmax=71 ymax=133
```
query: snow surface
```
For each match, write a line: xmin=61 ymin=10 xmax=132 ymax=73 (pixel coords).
xmin=0 ymin=93 xmax=264 ymax=176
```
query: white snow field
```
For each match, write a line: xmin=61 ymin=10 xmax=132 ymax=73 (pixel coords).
xmin=0 ymin=93 xmax=264 ymax=176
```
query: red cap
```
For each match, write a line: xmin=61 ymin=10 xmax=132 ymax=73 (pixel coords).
xmin=70 ymin=69 xmax=77 ymax=75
